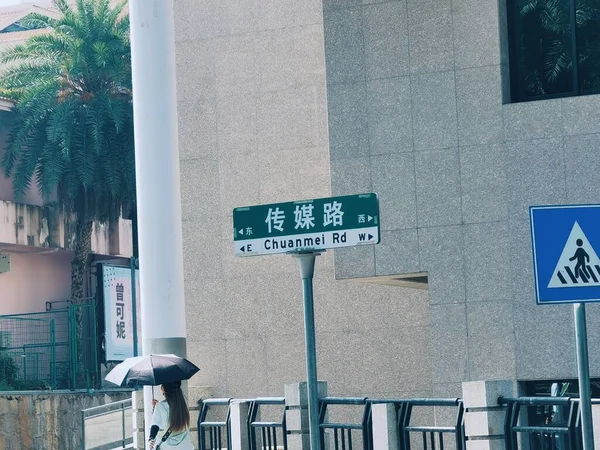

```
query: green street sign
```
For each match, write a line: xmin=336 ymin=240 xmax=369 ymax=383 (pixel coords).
xmin=233 ymin=193 xmax=380 ymax=256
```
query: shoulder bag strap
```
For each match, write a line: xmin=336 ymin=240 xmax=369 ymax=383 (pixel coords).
xmin=155 ymin=429 xmax=172 ymax=448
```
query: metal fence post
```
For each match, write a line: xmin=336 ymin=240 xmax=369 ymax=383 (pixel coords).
xmin=81 ymin=409 xmax=86 ymax=450
xmin=402 ymin=402 xmax=413 ymax=450
xmin=22 ymin=350 xmax=27 ymax=381
xmin=131 ymin=257 xmax=138 ymax=357
xmin=50 ymin=319 xmax=56 ymax=388
xmin=69 ymin=305 xmax=77 ymax=389
xmin=456 ymin=400 xmax=466 ymax=450
xmin=90 ymin=303 xmax=99 ymax=387
xmin=122 ymin=402 xmax=126 ymax=448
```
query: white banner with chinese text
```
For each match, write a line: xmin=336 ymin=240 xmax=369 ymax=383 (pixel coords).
xmin=102 ymin=264 xmax=140 ymax=361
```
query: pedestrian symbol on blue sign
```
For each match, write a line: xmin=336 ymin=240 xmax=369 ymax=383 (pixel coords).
xmin=548 ymin=222 xmax=600 ymax=287
xmin=530 ymin=204 xmax=600 ymax=304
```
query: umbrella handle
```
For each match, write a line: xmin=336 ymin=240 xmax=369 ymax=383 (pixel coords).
xmin=151 ymin=386 xmax=156 ymax=414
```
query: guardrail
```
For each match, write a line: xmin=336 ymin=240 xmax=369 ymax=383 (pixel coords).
xmin=81 ymin=399 xmax=133 ymax=450
xmin=317 ymin=397 xmax=465 ymax=450
xmin=319 ymin=397 xmax=371 ymax=450
xmin=198 ymin=397 xmax=288 ymax=450
xmin=499 ymin=396 xmax=582 ymax=450
xmin=198 ymin=398 xmax=232 ymax=450
xmin=248 ymin=397 xmax=287 ymax=450
xmin=398 ymin=398 xmax=465 ymax=450
xmin=88 ymin=393 xmax=591 ymax=450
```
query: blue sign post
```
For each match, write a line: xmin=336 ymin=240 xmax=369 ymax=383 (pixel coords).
xmin=530 ymin=204 xmax=599 ymax=450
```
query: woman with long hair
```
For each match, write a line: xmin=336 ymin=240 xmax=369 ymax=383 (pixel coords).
xmin=148 ymin=381 xmax=193 ymax=449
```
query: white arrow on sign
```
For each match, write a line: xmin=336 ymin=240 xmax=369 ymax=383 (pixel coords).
xmin=368 ymin=215 xmax=373 ymax=222
xmin=239 ymin=229 xmax=244 ymax=235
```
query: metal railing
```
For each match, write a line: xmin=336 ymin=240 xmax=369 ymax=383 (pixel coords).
xmin=319 ymin=397 xmax=371 ymax=450
xmin=77 ymin=392 xmax=600 ymax=450
xmin=197 ymin=397 xmax=287 ymax=450
xmin=396 ymin=398 xmax=465 ymax=450
xmin=248 ymin=397 xmax=287 ymax=450
xmin=81 ymin=398 xmax=133 ymax=450
xmin=0 ymin=316 xmax=60 ymax=390
xmin=317 ymin=397 xmax=465 ymax=450
xmin=0 ymin=299 xmax=99 ymax=391
xmin=499 ymin=396 xmax=582 ymax=450
xmin=198 ymin=398 xmax=232 ymax=450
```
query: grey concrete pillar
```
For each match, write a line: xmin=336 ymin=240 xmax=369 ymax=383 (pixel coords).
xmin=231 ymin=400 xmax=251 ymax=450
xmin=371 ymin=403 xmax=399 ymax=450
xmin=285 ymin=381 xmax=328 ymax=450
xmin=131 ymin=390 xmax=145 ymax=450
xmin=462 ymin=380 xmax=519 ymax=450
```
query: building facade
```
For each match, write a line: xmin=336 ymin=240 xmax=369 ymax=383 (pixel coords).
xmin=174 ymin=0 xmax=600 ymax=401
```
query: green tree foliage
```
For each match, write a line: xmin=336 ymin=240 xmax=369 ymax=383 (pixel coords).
xmin=518 ymin=0 xmax=600 ymax=97
xmin=0 ymin=0 xmax=135 ymax=303
xmin=0 ymin=353 xmax=19 ymax=389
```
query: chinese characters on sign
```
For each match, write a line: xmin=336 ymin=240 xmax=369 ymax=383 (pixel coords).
xmin=294 ymin=204 xmax=315 ymax=230
xmin=115 ymin=283 xmax=126 ymax=340
xmin=234 ymin=194 xmax=380 ymax=256
xmin=102 ymin=265 xmax=140 ymax=361
xmin=266 ymin=201 xmax=345 ymax=233
xmin=265 ymin=207 xmax=285 ymax=233
xmin=323 ymin=201 xmax=344 ymax=227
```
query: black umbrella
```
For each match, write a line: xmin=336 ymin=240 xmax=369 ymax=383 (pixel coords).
xmin=105 ymin=354 xmax=200 ymax=388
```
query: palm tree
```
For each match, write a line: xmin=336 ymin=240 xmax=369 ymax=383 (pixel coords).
xmin=0 ymin=0 xmax=135 ymax=304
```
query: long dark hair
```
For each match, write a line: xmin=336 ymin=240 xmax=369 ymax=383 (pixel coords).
xmin=162 ymin=381 xmax=190 ymax=431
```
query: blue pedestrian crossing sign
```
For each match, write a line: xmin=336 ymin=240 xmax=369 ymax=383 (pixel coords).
xmin=530 ymin=204 xmax=600 ymax=304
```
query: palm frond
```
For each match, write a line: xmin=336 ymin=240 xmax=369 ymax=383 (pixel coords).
xmin=520 ymin=0 xmax=540 ymax=17
xmin=18 ymin=12 xmax=55 ymax=30
xmin=544 ymin=40 xmax=572 ymax=83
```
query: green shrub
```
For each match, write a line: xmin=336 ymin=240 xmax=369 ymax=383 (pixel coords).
xmin=0 ymin=352 xmax=19 ymax=388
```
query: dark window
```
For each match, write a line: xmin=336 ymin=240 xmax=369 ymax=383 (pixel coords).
xmin=508 ymin=0 xmax=600 ymax=102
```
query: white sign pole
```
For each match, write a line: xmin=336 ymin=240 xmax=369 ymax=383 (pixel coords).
xmin=129 ymin=0 xmax=187 ymax=444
